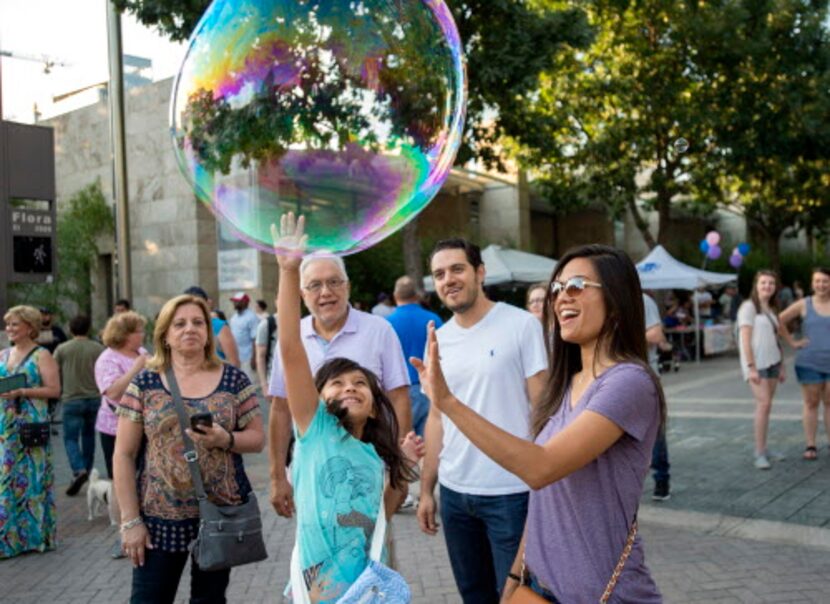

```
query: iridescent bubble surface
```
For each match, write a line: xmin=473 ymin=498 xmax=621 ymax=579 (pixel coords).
xmin=171 ymin=0 xmax=466 ymax=255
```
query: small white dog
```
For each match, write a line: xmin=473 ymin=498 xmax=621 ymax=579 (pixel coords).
xmin=86 ymin=469 xmax=116 ymax=525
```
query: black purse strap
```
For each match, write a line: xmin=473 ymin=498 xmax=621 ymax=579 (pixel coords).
xmin=762 ymin=310 xmax=784 ymax=353
xmin=6 ymin=345 xmax=41 ymax=375
xmin=165 ymin=367 xmax=208 ymax=502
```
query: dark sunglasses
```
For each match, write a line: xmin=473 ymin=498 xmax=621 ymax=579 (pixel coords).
xmin=550 ymin=277 xmax=603 ymax=299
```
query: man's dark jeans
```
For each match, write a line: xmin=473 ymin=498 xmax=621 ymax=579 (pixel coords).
xmin=62 ymin=397 xmax=99 ymax=475
xmin=439 ymin=485 xmax=528 ymax=604
xmin=651 ymin=427 xmax=670 ymax=483
xmin=131 ymin=548 xmax=230 ymax=604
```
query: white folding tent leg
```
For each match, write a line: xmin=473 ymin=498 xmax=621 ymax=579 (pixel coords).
xmin=695 ymin=297 xmax=701 ymax=363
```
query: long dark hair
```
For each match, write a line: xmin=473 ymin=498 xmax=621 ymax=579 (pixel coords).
xmin=750 ymin=269 xmax=779 ymax=313
xmin=535 ymin=244 xmax=667 ymax=437
xmin=314 ymin=358 xmax=416 ymax=490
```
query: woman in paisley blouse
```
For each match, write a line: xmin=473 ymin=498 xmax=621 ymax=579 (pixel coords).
xmin=0 ymin=305 xmax=61 ymax=559
xmin=113 ymin=295 xmax=265 ymax=604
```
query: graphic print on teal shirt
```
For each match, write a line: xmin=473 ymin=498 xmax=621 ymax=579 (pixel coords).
xmin=290 ymin=401 xmax=384 ymax=603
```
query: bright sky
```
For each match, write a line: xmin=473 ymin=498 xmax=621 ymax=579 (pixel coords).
xmin=0 ymin=0 xmax=186 ymax=123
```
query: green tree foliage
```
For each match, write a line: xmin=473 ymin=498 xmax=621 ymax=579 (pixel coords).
xmin=525 ymin=2 xmax=728 ymax=247
xmin=689 ymin=0 xmax=830 ymax=268
xmin=11 ymin=182 xmax=114 ymax=319
xmin=115 ymin=0 xmax=591 ymax=169
xmin=525 ymin=0 xmax=829 ymax=263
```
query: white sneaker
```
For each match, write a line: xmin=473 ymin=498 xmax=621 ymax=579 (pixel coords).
xmin=754 ymin=454 xmax=771 ymax=470
xmin=765 ymin=450 xmax=786 ymax=461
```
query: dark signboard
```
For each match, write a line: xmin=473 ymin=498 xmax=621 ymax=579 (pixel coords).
xmin=1 ymin=122 xmax=57 ymax=284
xmin=13 ymin=236 xmax=53 ymax=273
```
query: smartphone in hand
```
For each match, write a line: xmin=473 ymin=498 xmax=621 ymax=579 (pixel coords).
xmin=190 ymin=412 xmax=213 ymax=435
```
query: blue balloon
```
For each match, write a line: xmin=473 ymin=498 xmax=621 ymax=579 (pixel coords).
xmin=737 ymin=242 xmax=751 ymax=256
xmin=699 ymin=240 xmax=710 ymax=254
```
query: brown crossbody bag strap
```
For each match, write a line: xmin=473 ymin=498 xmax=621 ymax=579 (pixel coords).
xmin=514 ymin=514 xmax=638 ymax=603
xmin=599 ymin=516 xmax=638 ymax=603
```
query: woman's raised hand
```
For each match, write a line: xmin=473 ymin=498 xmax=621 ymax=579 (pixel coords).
xmin=271 ymin=212 xmax=308 ymax=270
xmin=410 ymin=321 xmax=455 ymax=412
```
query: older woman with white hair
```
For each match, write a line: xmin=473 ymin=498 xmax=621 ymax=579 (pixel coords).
xmin=0 ymin=305 xmax=61 ymax=559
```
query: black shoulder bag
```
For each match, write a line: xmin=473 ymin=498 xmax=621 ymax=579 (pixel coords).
xmin=3 ymin=346 xmax=50 ymax=448
xmin=165 ymin=367 xmax=268 ymax=571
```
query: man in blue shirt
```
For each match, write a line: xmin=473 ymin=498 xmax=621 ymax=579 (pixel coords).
xmin=229 ymin=292 xmax=260 ymax=384
xmin=386 ymin=276 xmax=443 ymax=437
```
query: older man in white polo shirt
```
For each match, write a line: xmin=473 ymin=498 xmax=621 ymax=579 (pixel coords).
xmin=267 ymin=254 xmax=411 ymax=517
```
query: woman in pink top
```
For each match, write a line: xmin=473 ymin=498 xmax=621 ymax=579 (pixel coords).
xmin=94 ymin=311 xmax=148 ymax=558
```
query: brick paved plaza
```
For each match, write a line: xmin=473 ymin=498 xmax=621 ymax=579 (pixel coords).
xmin=1 ymin=353 xmax=830 ymax=603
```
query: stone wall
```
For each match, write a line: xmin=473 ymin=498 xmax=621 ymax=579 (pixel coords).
xmin=47 ymin=78 xmax=217 ymax=323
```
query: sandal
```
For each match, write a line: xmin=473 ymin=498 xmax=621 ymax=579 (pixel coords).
xmin=803 ymin=446 xmax=818 ymax=461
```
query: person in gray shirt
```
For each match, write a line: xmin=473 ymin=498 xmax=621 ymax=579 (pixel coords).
xmin=53 ymin=315 xmax=105 ymax=495
xmin=644 ymin=293 xmax=672 ymax=501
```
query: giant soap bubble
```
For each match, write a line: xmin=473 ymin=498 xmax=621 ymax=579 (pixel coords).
xmin=171 ymin=0 xmax=466 ymax=255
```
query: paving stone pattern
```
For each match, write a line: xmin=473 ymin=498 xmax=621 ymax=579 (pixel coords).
xmin=645 ymin=353 xmax=830 ymax=527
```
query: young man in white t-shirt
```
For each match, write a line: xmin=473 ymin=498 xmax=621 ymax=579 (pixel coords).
xmin=417 ymin=238 xmax=548 ymax=604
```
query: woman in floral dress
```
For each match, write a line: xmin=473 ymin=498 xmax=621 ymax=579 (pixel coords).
xmin=0 ymin=305 xmax=61 ymax=558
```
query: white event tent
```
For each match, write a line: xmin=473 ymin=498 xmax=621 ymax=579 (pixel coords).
xmin=636 ymin=245 xmax=737 ymax=362
xmin=423 ymin=244 xmax=557 ymax=291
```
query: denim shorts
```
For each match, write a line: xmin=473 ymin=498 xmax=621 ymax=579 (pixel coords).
xmin=795 ymin=365 xmax=830 ymax=385
xmin=758 ymin=363 xmax=781 ymax=380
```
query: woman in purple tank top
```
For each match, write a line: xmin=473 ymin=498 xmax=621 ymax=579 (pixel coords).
xmin=414 ymin=245 xmax=665 ymax=603
xmin=780 ymin=267 xmax=830 ymax=461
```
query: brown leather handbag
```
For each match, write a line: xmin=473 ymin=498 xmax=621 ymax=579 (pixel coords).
xmin=508 ymin=518 xmax=638 ymax=604
xmin=507 ymin=585 xmax=548 ymax=603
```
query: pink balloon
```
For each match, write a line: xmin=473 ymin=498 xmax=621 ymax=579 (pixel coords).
xmin=706 ymin=231 xmax=721 ymax=246
xmin=707 ymin=244 xmax=722 ymax=260
xmin=729 ymin=254 xmax=743 ymax=269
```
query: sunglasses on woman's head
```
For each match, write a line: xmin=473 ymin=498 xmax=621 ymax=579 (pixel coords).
xmin=550 ymin=277 xmax=603 ymax=299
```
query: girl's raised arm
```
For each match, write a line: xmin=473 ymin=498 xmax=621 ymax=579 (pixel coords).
xmin=272 ymin=214 xmax=318 ymax=433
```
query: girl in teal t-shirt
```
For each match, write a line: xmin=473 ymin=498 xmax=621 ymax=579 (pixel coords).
xmin=273 ymin=215 xmax=423 ymax=603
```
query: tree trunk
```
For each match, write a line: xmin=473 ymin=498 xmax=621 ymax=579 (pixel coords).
xmin=402 ymin=218 xmax=424 ymax=291
xmin=805 ymin=225 xmax=816 ymax=261
xmin=763 ymin=228 xmax=782 ymax=274
xmin=627 ymin=196 xmax=657 ymax=249
xmin=655 ymin=192 xmax=672 ymax=248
